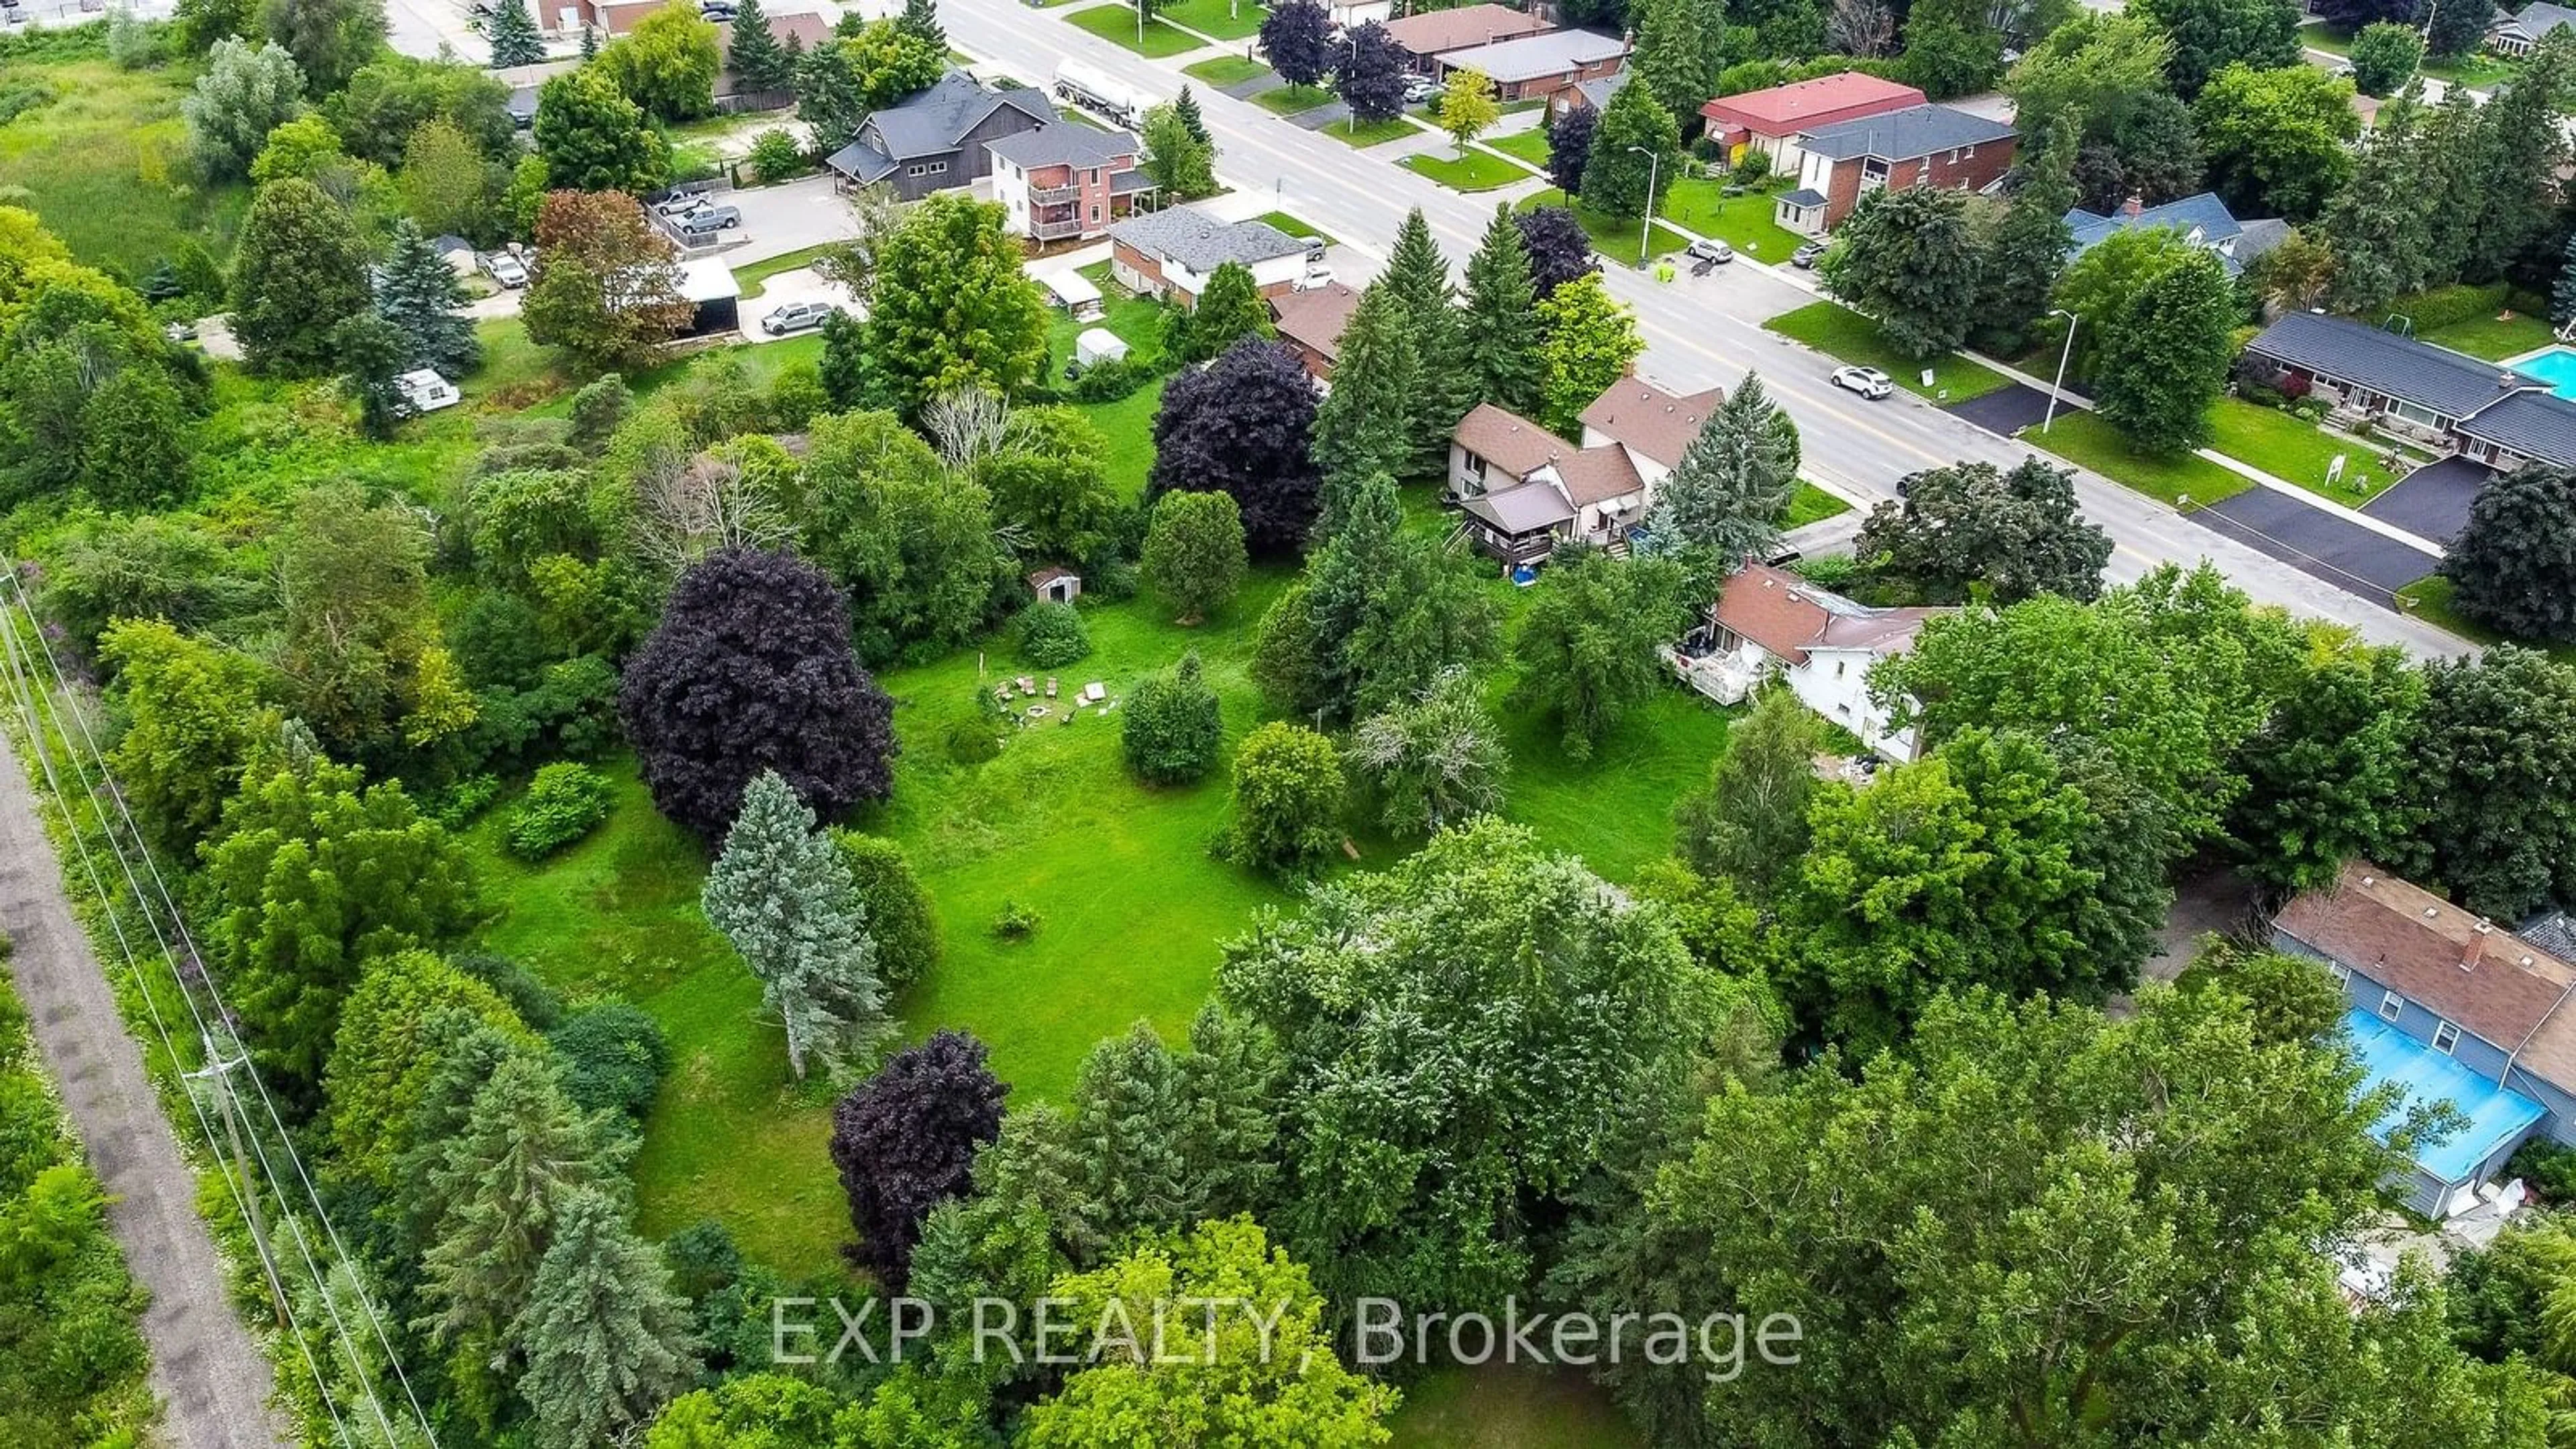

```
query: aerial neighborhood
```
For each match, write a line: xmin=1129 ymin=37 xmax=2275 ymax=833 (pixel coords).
xmin=10 ymin=0 xmax=2576 ymax=1443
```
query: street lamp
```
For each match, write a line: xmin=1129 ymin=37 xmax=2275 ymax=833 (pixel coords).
xmin=2043 ymin=308 xmax=2079 ymax=433
xmin=1627 ymin=145 xmax=1660 ymax=267
xmin=1344 ymin=34 xmax=1360 ymax=136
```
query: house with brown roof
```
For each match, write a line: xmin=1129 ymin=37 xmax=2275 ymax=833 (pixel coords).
xmin=1670 ymin=562 xmax=1947 ymax=761
xmin=2273 ymin=863 xmax=2576 ymax=1218
xmin=1268 ymin=281 xmax=1360 ymax=382
xmin=1447 ymin=390 xmax=1668 ymax=565
xmin=1578 ymin=378 xmax=1723 ymax=486
xmin=1384 ymin=3 xmax=1555 ymax=71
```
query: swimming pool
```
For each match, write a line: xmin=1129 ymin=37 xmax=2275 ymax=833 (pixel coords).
xmin=2506 ymin=345 xmax=2576 ymax=400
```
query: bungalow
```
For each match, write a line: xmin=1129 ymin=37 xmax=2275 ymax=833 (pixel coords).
xmin=1421 ymin=28 xmax=1628 ymax=105
xmin=1384 ymin=3 xmax=1554 ymax=72
xmin=2239 ymin=312 xmax=2576 ymax=471
xmin=1109 ymin=209 xmax=1322 ymax=306
xmin=1670 ymin=562 xmax=1948 ymax=761
xmin=1268 ymin=280 xmax=1361 ymax=382
xmin=1774 ymin=103 xmax=2018 ymax=236
xmin=987 ymin=127 xmax=1150 ymax=242
xmin=1547 ymin=69 xmax=1628 ymax=121
xmin=429 ymin=234 xmax=480 ymax=280
xmin=2062 ymin=192 xmax=2288 ymax=278
xmin=2491 ymin=1 xmax=2576 ymax=55
xmin=2273 ymin=863 xmax=2576 ymax=1219
xmin=1448 ymin=377 xmax=1715 ymax=561
xmin=1698 ymin=71 xmax=1925 ymax=172
xmin=824 ymin=72 xmax=1056 ymax=202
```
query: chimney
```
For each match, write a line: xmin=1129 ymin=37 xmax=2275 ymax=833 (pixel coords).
xmin=2121 ymin=195 xmax=2144 ymax=219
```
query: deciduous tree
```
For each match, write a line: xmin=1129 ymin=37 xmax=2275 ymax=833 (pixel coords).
xmin=703 ymin=769 xmax=891 ymax=1080
xmin=399 ymin=115 xmax=498 ymax=241
xmin=522 ymin=189 xmax=693 ymax=372
xmin=1439 ymin=66 xmax=1501 ymax=155
xmin=1164 ymin=259 xmax=1271 ymax=364
xmin=1336 ymin=21 xmax=1407 ymax=123
xmin=1140 ymin=98 xmax=1218 ymax=199
xmin=1146 ymin=339 xmax=1322 ymax=555
xmin=1581 ymin=72 xmax=1681 ymax=219
xmin=2229 ymin=638 xmax=2422 ymax=893
xmin=1350 ymin=667 xmax=1507 ymax=836
xmin=1856 ymin=455 xmax=2112 ymax=600
xmin=618 ymin=547 xmax=900 ymax=839
xmin=2395 ymin=647 xmax=2576 ymax=919
xmin=2347 ymin=19 xmax=2422 ymax=95
xmin=259 ymin=0 xmax=385 ymax=96
xmin=1225 ymin=722 xmax=1345 ymax=877
xmin=231 ymin=177 xmax=372 ymax=376
xmin=2135 ymin=0 xmax=2302 ymax=95
xmin=535 ymin=67 xmax=670 ymax=194
xmin=100 ymin=619 xmax=279 ymax=854
xmin=2093 ymin=246 xmax=2235 ymax=453
xmin=1122 ymin=652 xmax=1227 ymax=786
xmin=1546 ymin=103 xmax=1597 ymax=195
xmin=599 ymin=2 xmax=724 ymax=121
xmin=2192 ymin=61 xmax=2358 ymax=223
xmin=1897 ymin=0 xmax=2006 ymax=99
xmin=1258 ymin=0 xmax=1334 ymax=89
xmin=1972 ymin=112 xmax=2076 ymax=356
xmin=829 ymin=831 xmax=941 ymax=990
xmin=1673 ymin=685 xmax=1821 ymax=897
xmin=1516 ymin=205 xmax=1599 ymax=298
xmin=1534 ymin=271 xmax=1643 ymax=436
xmin=1633 ymin=0 xmax=1720 ymax=121
xmin=1508 ymin=550 xmax=1690 ymax=759
xmin=1140 ymin=490 xmax=1249 ymax=625
xmin=859 ymin=193 xmax=1049 ymax=417
xmin=830 ymin=1030 xmax=1007 ymax=1286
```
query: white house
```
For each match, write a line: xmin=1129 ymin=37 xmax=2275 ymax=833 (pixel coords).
xmin=1108 ymin=208 xmax=1320 ymax=307
xmin=1674 ymin=563 xmax=1951 ymax=761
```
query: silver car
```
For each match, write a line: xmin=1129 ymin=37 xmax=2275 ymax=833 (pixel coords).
xmin=761 ymin=302 xmax=834 ymax=335
xmin=483 ymin=252 xmax=529 ymax=288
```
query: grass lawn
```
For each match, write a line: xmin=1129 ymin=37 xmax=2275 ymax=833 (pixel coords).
xmin=2395 ymin=576 xmax=2576 ymax=661
xmin=1762 ymin=301 xmax=2009 ymax=402
xmin=1485 ymin=127 xmax=1554 ymax=169
xmin=1046 ymin=262 xmax=1171 ymax=496
xmin=2426 ymin=310 xmax=2557 ymax=361
xmin=2206 ymin=396 xmax=2402 ymax=504
xmin=1183 ymin=54 xmax=1273 ymax=85
xmin=1495 ymin=684 xmax=1730 ymax=882
xmin=1785 ymin=480 xmax=1852 ymax=529
xmin=1255 ymin=210 xmax=1337 ymax=247
xmin=1329 ymin=115 xmax=1429 ymax=148
xmin=733 ymin=244 xmax=839 ymax=299
xmin=1515 ymin=187 xmax=1688 ymax=263
xmin=1254 ymin=83 xmax=1338 ymax=115
xmin=1658 ymin=178 xmax=1805 ymax=265
xmin=1391 ymin=1363 xmax=1646 ymax=1449
xmin=1405 ymin=149 xmax=1536 ymax=192
xmin=0 ymin=53 xmax=248 ymax=281
xmin=2300 ymin=22 xmax=2516 ymax=87
xmin=1159 ymin=0 xmax=1269 ymax=40
xmin=1065 ymin=4 xmax=1207 ymax=56
xmin=2019 ymin=410 xmax=2251 ymax=508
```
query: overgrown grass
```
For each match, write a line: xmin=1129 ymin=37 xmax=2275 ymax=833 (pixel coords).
xmin=2019 ymin=410 xmax=2251 ymax=508
xmin=1405 ymin=149 xmax=1535 ymax=192
xmin=2206 ymin=396 xmax=2401 ymax=504
xmin=733 ymin=244 xmax=840 ymax=299
xmin=1762 ymin=301 xmax=2010 ymax=402
xmin=2426 ymin=310 xmax=2556 ymax=361
xmin=1046 ymin=262 xmax=1171 ymax=496
xmin=0 ymin=53 xmax=247 ymax=280
xmin=1659 ymin=178 xmax=1805 ymax=264
xmin=1066 ymin=4 xmax=1208 ymax=56
xmin=1253 ymin=83 xmax=1336 ymax=115
xmin=1160 ymin=0 xmax=1269 ymax=40
xmin=2394 ymin=576 xmax=2573 ymax=661
xmin=1514 ymin=186 xmax=1688 ymax=262
xmin=1183 ymin=53 xmax=1273 ymax=85
xmin=1391 ymin=1363 xmax=1647 ymax=1448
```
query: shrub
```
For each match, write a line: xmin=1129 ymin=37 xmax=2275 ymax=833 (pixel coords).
xmin=547 ymin=1001 xmax=670 ymax=1124
xmin=769 ymin=361 xmax=827 ymax=431
xmin=2388 ymin=282 xmax=2510 ymax=335
xmin=1224 ymin=720 xmax=1345 ymax=877
xmin=830 ymin=831 xmax=941 ymax=990
xmin=1730 ymin=148 xmax=1772 ymax=186
xmin=747 ymin=127 xmax=804 ymax=183
xmin=1070 ymin=354 xmax=1148 ymax=402
xmin=427 ymin=773 xmax=503 ymax=828
xmin=504 ymin=761 xmax=614 ymax=859
xmin=1016 ymin=601 xmax=1092 ymax=667
xmin=455 ymin=951 xmax=564 ymax=1030
xmin=991 ymin=898 xmax=1040 ymax=941
xmin=945 ymin=717 xmax=1003 ymax=765
xmin=1122 ymin=651 xmax=1225 ymax=786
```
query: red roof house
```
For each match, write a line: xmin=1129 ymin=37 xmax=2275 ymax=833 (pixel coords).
xmin=1698 ymin=72 xmax=1925 ymax=168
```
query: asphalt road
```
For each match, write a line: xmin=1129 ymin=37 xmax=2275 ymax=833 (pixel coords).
xmin=930 ymin=0 xmax=2469 ymax=657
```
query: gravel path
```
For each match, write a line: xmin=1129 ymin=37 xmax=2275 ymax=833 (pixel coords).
xmin=0 ymin=734 xmax=288 ymax=1449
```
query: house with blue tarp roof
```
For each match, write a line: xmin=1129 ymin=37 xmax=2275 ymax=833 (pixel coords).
xmin=2275 ymin=863 xmax=2576 ymax=1218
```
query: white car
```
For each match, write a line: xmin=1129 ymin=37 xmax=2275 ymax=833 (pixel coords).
xmin=1684 ymin=239 xmax=1734 ymax=264
xmin=1402 ymin=76 xmax=1440 ymax=104
xmin=482 ymin=252 xmax=529 ymax=288
xmin=1830 ymin=365 xmax=1894 ymax=400
xmin=1293 ymin=264 xmax=1336 ymax=292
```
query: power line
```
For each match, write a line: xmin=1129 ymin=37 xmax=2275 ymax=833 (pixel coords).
xmin=0 ymin=575 xmax=441 ymax=1446
xmin=0 ymin=586 xmax=357 ymax=1448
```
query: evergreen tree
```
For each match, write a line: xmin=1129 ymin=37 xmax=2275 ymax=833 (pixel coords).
xmin=377 ymin=220 xmax=483 ymax=377
xmin=1633 ymin=0 xmax=1717 ymax=124
xmin=1310 ymin=282 xmax=1421 ymax=496
xmin=418 ymin=1053 xmax=610 ymax=1356
xmin=2554 ymin=234 xmax=2576 ymax=326
xmin=1644 ymin=371 xmax=1800 ymax=564
xmin=395 ymin=1016 xmax=544 ymax=1244
xmin=2462 ymin=35 xmax=2571 ymax=281
xmin=580 ymin=21 xmax=598 ymax=60
xmin=700 ymin=769 xmax=890 ymax=1081
xmin=487 ymin=0 xmax=543 ymax=66
xmin=1065 ymin=1023 xmax=1197 ymax=1234
xmin=896 ymin=0 xmax=945 ymax=49
xmin=2321 ymin=94 xmax=2436 ymax=315
xmin=2440 ymin=465 xmax=2576 ymax=644
xmin=1461 ymin=203 xmax=1546 ymax=417
xmin=725 ymin=0 xmax=794 ymax=94
xmin=1173 ymin=83 xmax=1210 ymax=146
xmin=1972 ymin=114 xmax=2077 ymax=356
xmin=1379 ymin=208 xmax=1472 ymax=470
xmin=1816 ymin=185 xmax=1983 ymax=358
xmin=332 ymin=312 xmax=410 ymax=441
xmin=514 ymin=1190 xmax=700 ymax=1449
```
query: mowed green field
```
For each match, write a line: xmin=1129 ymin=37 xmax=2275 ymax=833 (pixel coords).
xmin=0 ymin=54 xmax=247 ymax=280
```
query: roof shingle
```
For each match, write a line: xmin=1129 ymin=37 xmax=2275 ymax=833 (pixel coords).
xmin=2246 ymin=313 xmax=2544 ymax=421
xmin=1578 ymin=378 xmax=1722 ymax=469
xmin=1795 ymin=103 xmax=2016 ymax=162
xmin=1110 ymin=208 xmax=1310 ymax=272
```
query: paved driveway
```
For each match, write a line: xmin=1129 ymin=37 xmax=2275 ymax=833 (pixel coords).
xmin=738 ymin=268 xmax=861 ymax=343
xmin=1943 ymin=384 xmax=2056 ymax=438
xmin=2363 ymin=455 xmax=2489 ymax=545
xmin=724 ymin=174 xmax=865 ymax=266
xmin=2196 ymin=488 xmax=2443 ymax=605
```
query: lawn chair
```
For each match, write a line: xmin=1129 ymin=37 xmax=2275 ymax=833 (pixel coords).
xmin=1045 ymin=678 xmax=1059 ymax=698
xmin=1017 ymin=676 xmax=1036 ymax=695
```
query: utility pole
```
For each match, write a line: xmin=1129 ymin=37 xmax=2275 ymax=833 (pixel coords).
xmin=1629 ymin=146 xmax=1661 ymax=266
xmin=2043 ymin=308 xmax=2079 ymax=433
xmin=191 ymin=1036 xmax=288 ymax=1331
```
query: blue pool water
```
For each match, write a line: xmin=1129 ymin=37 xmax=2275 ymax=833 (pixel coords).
xmin=2511 ymin=345 xmax=2576 ymax=400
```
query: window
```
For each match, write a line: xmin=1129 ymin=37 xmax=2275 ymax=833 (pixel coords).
xmin=2328 ymin=961 xmax=2350 ymax=983
xmin=1963 ymin=144 xmax=1975 ymax=159
xmin=1089 ymin=205 xmax=1099 ymax=223
xmin=903 ymin=160 xmax=949 ymax=178
xmin=1945 ymin=148 xmax=1959 ymax=164
xmin=2379 ymin=989 xmax=2404 ymax=1022
xmin=2433 ymin=1020 xmax=2461 ymax=1055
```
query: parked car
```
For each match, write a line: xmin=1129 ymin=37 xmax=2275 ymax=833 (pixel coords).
xmin=162 ymin=321 xmax=197 ymax=343
xmin=1293 ymin=264 xmax=1336 ymax=292
xmin=675 ymin=206 xmax=743 ymax=237
xmin=482 ymin=251 xmax=529 ymax=288
xmin=1402 ymin=76 xmax=1441 ymax=104
xmin=1684 ymin=239 xmax=1734 ymax=265
xmin=655 ymin=192 xmax=714 ymax=217
xmin=1790 ymin=240 xmax=1826 ymax=268
xmin=761 ymin=302 xmax=834 ymax=335
xmin=700 ymin=0 xmax=737 ymax=17
xmin=1830 ymin=365 xmax=1894 ymax=400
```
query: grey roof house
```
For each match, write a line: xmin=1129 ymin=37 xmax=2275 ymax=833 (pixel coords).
xmin=2242 ymin=311 xmax=2576 ymax=472
xmin=1109 ymin=209 xmax=1320 ymax=305
xmin=2491 ymin=1 xmax=2576 ymax=55
xmin=2063 ymin=192 xmax=2286 ymax=277
xmin=824 ymin=71 xmax=1056 ymax=201
xmin=1423 ymin=28 xmax=1629 ymax=103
